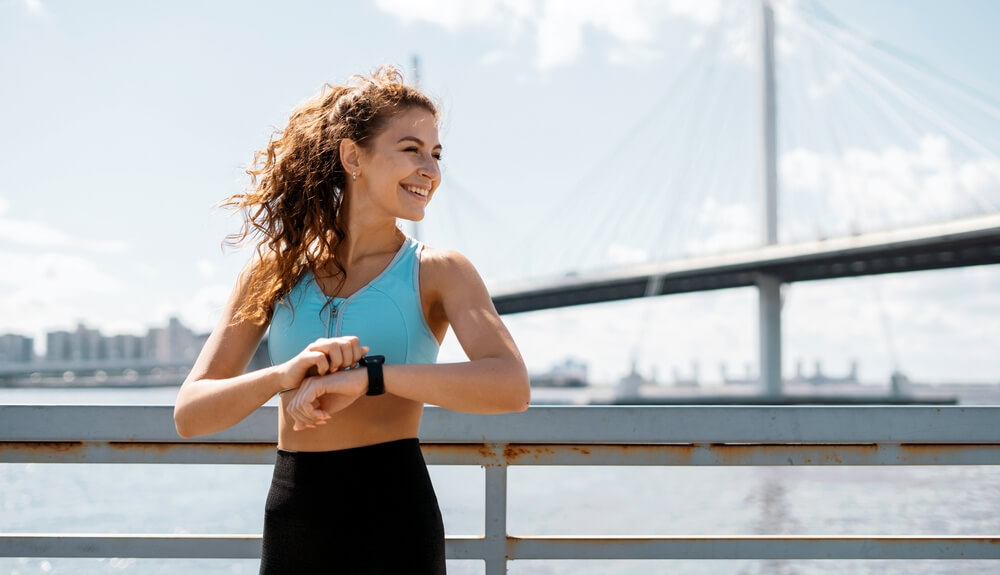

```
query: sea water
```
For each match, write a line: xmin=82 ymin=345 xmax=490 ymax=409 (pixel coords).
xmin=1 ymin=387 xmax=998 ymax=575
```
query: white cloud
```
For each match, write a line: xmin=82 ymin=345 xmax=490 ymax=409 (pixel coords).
xmin=178 ymin=284 xmax=231 ymax=333
xmin=196 ymin=259 xmax=216 ymax=279
xmin=0 ymin=218 xmax=127 ymax=253
xmin=377 ymin=0 xmax=726 ymax=69
xmin=780 ymin=134 xmax=1000 ymax=234
xmin=807 ymin=71 xmax=842 ymax=99
xmin=665 ymin=0 xmax=721 ymax=25
xmin=22 ymin=0 xmax=45 ymax=15
xmin=479 ymin=50 xmax=510 ymax=66
xmin=607 ymin=243 xmax=648 ymax=265
xmin=682 ymin=198 xmax=757 ymax=255
xmin=0 ymin=196 xmax=8 ymax=216
xmin=0 ymin=251 xmax=126 ymax=335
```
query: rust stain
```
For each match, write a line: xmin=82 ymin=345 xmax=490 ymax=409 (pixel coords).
xmin=708 ymin=444 xmax=878 ymax=465
xmin=897 ymin=444 xmax=989 ymax=464
xmin=106 ymin=442 xmax=275 ymax=453
xmin=0 ymin=441 xmax=85 ymax=453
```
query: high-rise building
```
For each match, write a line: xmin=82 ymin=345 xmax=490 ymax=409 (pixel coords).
xmin=0 ymin=333 xmax=34 ymax=363
xmin=46 ymin=331 xmax=73 ymax=362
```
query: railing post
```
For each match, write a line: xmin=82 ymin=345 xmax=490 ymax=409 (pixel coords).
xmin=483 ymin=443 xmax=508 ymax=575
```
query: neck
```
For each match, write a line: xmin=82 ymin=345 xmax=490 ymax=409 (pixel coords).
xmin=338 ymin=192 xmax=405 ymax=266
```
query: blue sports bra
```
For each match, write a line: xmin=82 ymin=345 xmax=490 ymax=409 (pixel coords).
xmin=267 ymin=236 xmax=440 ymax=367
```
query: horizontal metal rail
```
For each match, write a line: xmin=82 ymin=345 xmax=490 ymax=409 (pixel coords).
xmin=2 ymin=405 xmax=999 ymax=572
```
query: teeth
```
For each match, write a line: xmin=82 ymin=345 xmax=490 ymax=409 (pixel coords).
xmin=404 ymin=185 xmax=429 ymax=197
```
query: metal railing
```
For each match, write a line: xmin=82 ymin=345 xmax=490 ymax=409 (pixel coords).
xmin=1 ymin=405 xmax=999 ymax=573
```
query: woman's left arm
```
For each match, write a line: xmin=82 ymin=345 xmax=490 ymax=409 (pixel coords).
xmin=381 ymin=249 xmax=530 ymax=413
xmin=287 ymin=250 xmax=529 ymax=426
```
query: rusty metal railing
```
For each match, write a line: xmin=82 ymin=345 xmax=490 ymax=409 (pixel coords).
xmin=2 ymin=405 xmax=999 ymax=573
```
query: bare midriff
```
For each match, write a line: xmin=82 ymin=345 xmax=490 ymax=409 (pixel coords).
xmin=276 ymin=391 xmax=424 ymax=452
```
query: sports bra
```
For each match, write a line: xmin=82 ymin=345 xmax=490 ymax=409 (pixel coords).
xmin=267 ymin=236 xmax=440 ymax=367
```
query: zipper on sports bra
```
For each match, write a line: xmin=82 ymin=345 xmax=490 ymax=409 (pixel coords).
xmin=327 ymin=301 xmax=338 ymax=338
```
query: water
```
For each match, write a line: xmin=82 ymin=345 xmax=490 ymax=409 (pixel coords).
xmin=2 ymin=387 xmax=998 ymax=575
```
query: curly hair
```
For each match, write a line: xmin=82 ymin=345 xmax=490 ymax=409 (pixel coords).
xmin=220 ymin=65 xmax=438 ymax=326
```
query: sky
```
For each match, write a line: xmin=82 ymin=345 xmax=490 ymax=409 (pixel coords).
xmin=2 ymin=0 xmax=999 ymax=385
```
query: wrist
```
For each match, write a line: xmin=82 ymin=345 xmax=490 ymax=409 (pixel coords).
xmin=359 ymin=355 xmax=386 ymax=396
xmin=352 ymin=367 xmax=369 ymax=397
xmin=269 ymin=364 xmax=296 ymax=395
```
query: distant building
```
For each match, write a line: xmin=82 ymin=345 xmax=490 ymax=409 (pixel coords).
xmin=46 ymin=331 xmax=73 ymax=362
xmin=145 ymin=317 xmax=200 ymax=363
xmin=70 ymin=324 xmax=104 ymax=361
xmin=106 ymin=334 xmax=144 ymax=361
xmin=0 ymin=333 xmax=34 ymax=363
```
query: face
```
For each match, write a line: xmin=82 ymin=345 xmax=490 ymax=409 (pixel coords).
xmin=354 ymin=107 xmax=442 ymax=222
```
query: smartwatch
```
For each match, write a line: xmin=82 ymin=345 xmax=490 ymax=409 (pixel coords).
xmin=359 ymin=355 xmax=386 ymax=396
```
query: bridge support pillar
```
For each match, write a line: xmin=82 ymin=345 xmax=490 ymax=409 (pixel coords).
xmin=758 ymin=273 xmax=782 ymax=396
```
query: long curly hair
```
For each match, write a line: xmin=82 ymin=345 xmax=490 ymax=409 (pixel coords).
xmin=221 ymin=66 xmax=438 ymax=326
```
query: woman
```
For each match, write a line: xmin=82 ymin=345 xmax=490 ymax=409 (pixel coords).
xmin=173 ymin=66 xmax=530 ymax=574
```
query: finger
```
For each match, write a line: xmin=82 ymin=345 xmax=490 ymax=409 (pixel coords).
xmin=348 ymin=340 xmax=366 ymax=366
xmin=309 ymin=350 xmax=331 ymax=377
xmin=326 ymin=345 xmax=344 ymax=370
xmin=289 ymin=382 xmax=319 ymax=425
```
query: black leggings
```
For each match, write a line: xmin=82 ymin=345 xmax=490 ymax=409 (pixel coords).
xmin=259 ymin=438 xmax=446 ymax=574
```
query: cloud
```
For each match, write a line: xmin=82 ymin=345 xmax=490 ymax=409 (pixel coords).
xmin=807 ymin=71 xmax=843 ymax=100
xmin=0 ymin=250 xmax=127 ymax=335
xmin=0 ymin=218 xmax=127 ymax=253
xmin=479 ymin=50 xmax=510 ymax=66
xmin=780 ymin=134 xmax=1000 ymax=235
xmin=682 ymin=198 xmax=757 ymax=255
xmin=196 ymin=259 xmax=216 ymax=280
xmin=22 ymin=0 xmax=45 ymax=14
xmin=178 ymin=284 xmax=231 ymax=333
xmin=376 ymin=0 xmax=725 ymax=69
xmin=607 ymin=243 xmax=648 ymax=265
xmin=0 ymin=196 xmax=8 ymax=216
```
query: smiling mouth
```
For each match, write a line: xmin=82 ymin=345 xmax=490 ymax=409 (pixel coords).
xmin=402 ymin=184 xmax=430 ymax=200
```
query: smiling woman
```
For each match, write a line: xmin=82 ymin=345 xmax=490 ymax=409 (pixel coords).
xmin=172 ymin=66 xmax=530 ymax=574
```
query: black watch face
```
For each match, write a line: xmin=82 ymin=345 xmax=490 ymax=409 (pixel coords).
xmin=368 ymin=355 xmax=385 ymax=365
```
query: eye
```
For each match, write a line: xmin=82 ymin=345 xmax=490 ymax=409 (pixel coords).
xmin=403 ymin=146 xmax=419 ymax=153
xmin=432 ymin=153 xmax=443 ymax=161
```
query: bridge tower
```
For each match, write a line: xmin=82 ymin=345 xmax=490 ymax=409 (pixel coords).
xmin=757 ymin=0 xmax=782 ymax=396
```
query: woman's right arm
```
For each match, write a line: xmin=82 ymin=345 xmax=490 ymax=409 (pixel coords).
xmin=173 ymin=261 xmax=287 ymax=438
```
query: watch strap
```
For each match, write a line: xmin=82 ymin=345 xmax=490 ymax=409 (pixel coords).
xmin=361 ymin=355 xmax=386 ymax=396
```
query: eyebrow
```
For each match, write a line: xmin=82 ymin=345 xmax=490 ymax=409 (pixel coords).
xmin=397 ymin=136 xmax=443 ymax=151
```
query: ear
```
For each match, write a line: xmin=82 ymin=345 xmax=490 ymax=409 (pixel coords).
xmin=340 ymin=138 xmax=363 ymax=175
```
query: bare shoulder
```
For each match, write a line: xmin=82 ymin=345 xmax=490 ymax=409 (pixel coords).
xmin=419 ymin=245 xmax=485 ymax=292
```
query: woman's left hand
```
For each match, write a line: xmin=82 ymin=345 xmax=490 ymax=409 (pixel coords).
xmin=286 ymin=369 xmax=368 ymax=431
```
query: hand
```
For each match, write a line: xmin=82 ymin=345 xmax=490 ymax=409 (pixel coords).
xmin=286 ymin=369 xmax=368 ymax=431
xmin=276 ymin=336 xmax=369 ymax=392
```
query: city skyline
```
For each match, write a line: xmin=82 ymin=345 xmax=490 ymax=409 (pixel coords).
xmin=0 ymin=316 xmax=207 ymax=365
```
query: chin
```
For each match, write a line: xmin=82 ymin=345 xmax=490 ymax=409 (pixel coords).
xmin=402 ymin=210 xmax=427 ymax=222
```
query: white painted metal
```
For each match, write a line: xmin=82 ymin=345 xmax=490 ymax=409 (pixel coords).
xmin=5 ymin=405 xmax=1000 ymax=444
xmin=483 ymin=450 xmax=509 ymax=575
xmin=3 ymin=405 xmax=1000 ymax=567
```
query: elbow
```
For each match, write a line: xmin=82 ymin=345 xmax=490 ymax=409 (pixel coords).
xmin=173 ymin=406 xmax=196 ymax=439
xmin=505 ymin=366 xmax=532 ymax=413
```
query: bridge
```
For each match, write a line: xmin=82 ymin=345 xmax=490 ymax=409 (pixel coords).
xmin=474 ymin=0 xmax=1000 ymax=397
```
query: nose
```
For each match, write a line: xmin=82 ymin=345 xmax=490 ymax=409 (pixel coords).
xmin=419 ymin=154 xmax=441 ymax=182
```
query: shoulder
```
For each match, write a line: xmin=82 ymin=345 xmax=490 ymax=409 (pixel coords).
xmin=418 ymin=245 xmax=481 ymax=285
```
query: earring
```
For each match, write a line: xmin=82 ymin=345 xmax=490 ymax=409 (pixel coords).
xmin=352 ymin=172 xmax=358 ymax=181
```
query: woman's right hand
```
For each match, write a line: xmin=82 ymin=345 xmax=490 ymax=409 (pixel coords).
xmin=276 ymin=336 xmax=369 ymax=393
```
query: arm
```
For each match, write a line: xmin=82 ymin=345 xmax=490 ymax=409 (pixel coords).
xmin=287 ymin=249 xmax=530 ymax=426
xmin=173 ymin=262 xmax=281 ymax=438
xmin=173 ymin=260 xmax=368 ymax=438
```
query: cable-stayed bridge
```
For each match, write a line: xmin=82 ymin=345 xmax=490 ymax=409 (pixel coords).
xmin=479 ymin=0 xmax=1000 ymax=397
